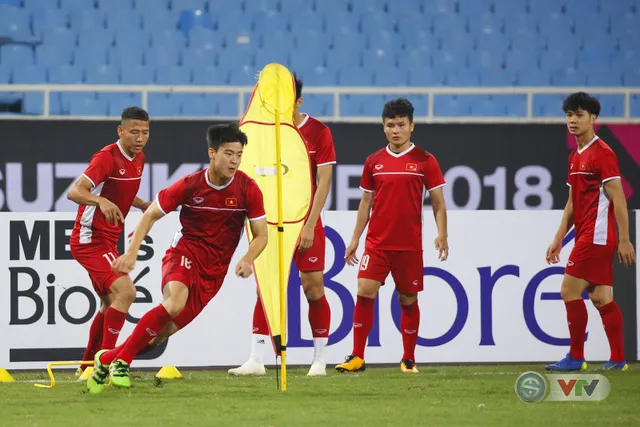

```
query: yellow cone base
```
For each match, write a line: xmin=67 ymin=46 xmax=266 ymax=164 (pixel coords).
xmin=78 ymin=366 xmax=94 ymax=381
xmin=156 ymin=366 xmax=182 ymax=379
xmin=0 ymin=369 xmax=14 ymax=382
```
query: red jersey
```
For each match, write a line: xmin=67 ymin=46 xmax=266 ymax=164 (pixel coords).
xmin=360 ymin=143 xmax=445 ymax=251
xmin=298 ymin=114 xmax=336 ymax=229
xmin=156 ymin=169 xmax=266 ymax=279
xmin=71 ymin=141 xmax=145 ymax=245
xmin=567 ymin=136 xmax=621 ymax=246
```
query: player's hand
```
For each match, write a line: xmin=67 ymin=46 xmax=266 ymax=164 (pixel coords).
xmin=98 ymin=197 xmax=125 ymax=226
xmin=111 ymin=252 xmax=136 ymax=274
xmin=344 ymin=239 xmax=359 ymax=266
xmin=618 ymin=239 xmax=636 ymax=266
xmin=546 ymin=238 xmax=562 ymax=264
xmin=298 ymin=224 xmax=314 ymax=252
xmin=235 ymin=258 xmax=253 ymax=278
xmin=434 ymin=235 xmax=449 ymax=261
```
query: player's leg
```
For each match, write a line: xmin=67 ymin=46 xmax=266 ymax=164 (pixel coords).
xmin=301 ymin=270 xmax=330 ymax=376
xmin=102 ymin=274 xmax=136 ymax=349
xmin=78 ymin=294 xmax=109 ymax=374
xmin=335 ymin=277 xmax=381 ymax=372
xmin=108 ymin=280 xmax=188 ymax=387
xmin=590 ymin=285 xmax=627 ymax=370
xmin=545 ymin=273 xmax=590 ymax=371
xmin=228 ymin=289 xmax=270 ymax=376
xmin=390 ymin=250 xmax=423 ymax=373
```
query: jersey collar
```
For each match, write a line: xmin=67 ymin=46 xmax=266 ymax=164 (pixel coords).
xmin=205 ymin=168 xmax=234 ymax=190
xmin=386 ymin=143 xmax=415 ymax=158
xmin=297 ymin=113 xmax=310 ymax=128
xmin=116 ymin=140 xmax=135 ymax=161
xmin=577 ymin=135 xmax=599 ymax=154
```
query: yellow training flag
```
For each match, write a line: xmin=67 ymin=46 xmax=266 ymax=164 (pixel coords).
xmin=239 ymin=64 xmax=312 ymax=359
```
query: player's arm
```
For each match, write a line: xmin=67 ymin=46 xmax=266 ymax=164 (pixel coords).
xmin=236 ymin=217 xmax=268 ymax=278
xmin=133 ymin=196 xmax=152 ymax=212
xmin=345 ymin=190 xmax=373 ymax=266
xmin=430 ymin=187 xmax=448 ymax=261
xmin=299 ymin=164 xmax=333 ymax=250
xmin=67 ymin=175 xmax=124 ymax=226
xmin=604 ymin=178 xmax=636 ymax=265
xmin=546 ymin=187 xmax=573 ymax=264
xmin=111 ymin=201 xmax=166 ymax=274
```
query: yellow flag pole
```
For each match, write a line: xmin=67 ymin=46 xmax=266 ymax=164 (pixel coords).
xmin=274 ymin=108 xmax=287 ymax=391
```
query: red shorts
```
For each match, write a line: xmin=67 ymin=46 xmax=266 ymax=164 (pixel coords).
xmin=293 ymin=226 xmax=326 ymax=272
xmin=161 ymin=249 xmax=224 ymax=329
xmin=357 ymin=248 xmax=424 ymax=294
xmin=565 ymin=241 xmax=616 ymax=286
xmin=70 ymin=241 xmax=126 ymax=297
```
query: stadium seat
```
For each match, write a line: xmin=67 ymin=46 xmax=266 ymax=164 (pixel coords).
xmin=227 ymin=65 xmax=257 ymax=85
xmin=178 ymin=10 xmax=214 ymax=37
xmin=48 ymin=64 xmax=83 ymax=83
xmin=301 ymin=94 xmax=332 ymax=116
xmin=244 ymin=0 xmax=279 ymax=12
xmin=192 ymin=65 xmax=228 ymax=85
xmin=109 ymin=45 xmax=145 ymax=67
xmin=22 ymin=92 xmax=44 ymax=115
xmin=12 ymin=64 xmax=46 ymax=84
xmin=631 ymin=95 xmax=640 ymax=118
xmin=84 ymin=65 xmax=120 ymax=84
xmin=339 ymin=94 xmax=363 ymax=116
xmin=0 ymin=6 xmax=32 ymax=40
xmin=252 ymin=10 xmax=291 ymax=34
xmin=468 ymin=96 xmax=507 ymax=116
xmin=300 ymin=66 xmax=336 ymax=86
xmin=182 ymin=47 xmax=217 ymax=68
xmin=550 ymin=68 xmax=587 ymax=86
xmin=97 ymin=0 xmax=133 ymax=10
xmin=171 ymin=0 xmax=207 ymax=11
xmin=74 ymin=45 xmax=110 ymax=68
xmin=326 ymin=48 xmax=361 ymax=69
xmin=148 ymin=93 xmax=182 ymax=116
xmin=214 ymin=93 xmax=240 ymax=116
xmin=434 ymin=95 xmax=471 ymax=116
xmin=120 ymin=65 xmax=153 ymax=84
xmin=337 ymin=66 xmax=375 ymax=86
xmin=105 ymin=9 xmax=144 ymax=31
xmin=593 ymin=95 xmax=624 ymax=117
xmin=67 ymin=94 xmax=108 ymax=116
xmin=189 ymin=27 xmax=224 ymax=51
xmin=408 ymin=68 xmax=446 ymax=86
xmin=447 ymin=69 xmax=481 ymax=86
xmin=31 ymin=8 xmax=68 ymax=37
xmin=144 ymin=47 xmax=181 ymax=67
xmin=1 ymin=45 xmax=34 ymax=66
xmin=98 ymin=92 xmax=142 ymax=116
xmin=362 ymin=49 xmax=397 ymax=71
xmin=322 ymin=11 xmax=353 ymax=34
xmin=0 ymin=65 xmax=11 ymax=83
xmin=135 ymin=0 xmax=169 ymax=11
xmin=69 ymin=9 xmax=107 ymax=31
xmin=180 ymin=94 xmax=216 ymax=116
xmin=533 ymin=94 xmax=566 ymax=117
xmin=374 ymin=67 xmax=408 ymax=86
xmin=480 ymin=69 xmax=517 ymax=86
xmin=155 ymin=66 xmax=192 ymax=84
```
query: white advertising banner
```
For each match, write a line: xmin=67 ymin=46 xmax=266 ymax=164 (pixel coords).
xmin=1 ymin=211 xmax=617 ymax=369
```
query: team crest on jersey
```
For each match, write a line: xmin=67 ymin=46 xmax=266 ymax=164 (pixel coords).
xmin=374 ymin=164 xmax=383 ymax=170
xmin=192 ymin=197 xmax=204 ymax=204
xmin=137 ymin=166 xmax=142 ymax=176
xmin=580 ymin=163 xmax=586 ymax=170
xmin=225 ymin=197 xmax=238 ymax=207
xmin=119 ymin=168 xmax=126 ymax=175
xmin=406 ymin=163 xmax=417 ymax=171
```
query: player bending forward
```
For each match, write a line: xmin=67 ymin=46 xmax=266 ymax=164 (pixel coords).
xmin=546 ymin=92 xmax=635 ymax=372
xmin=335 ymin=98 xmax=449 ymax=374
xmin=229 ymin=74 xmax=336 ymax=377
xmin=86 ymin=123 xmax=268 ymax=393
xmin=68 ymin=107 xmax=151 ymax=374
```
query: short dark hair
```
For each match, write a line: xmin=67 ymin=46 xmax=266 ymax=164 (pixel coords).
xmin=562 ymin=92 xmax=601 ymax=117
xmin=206 ymin=122 xmax=248 ymax=150
xmin=382 ymin=98 xmax=414 ymax=123
xmin=121 ymin=106 xmax=149 ymax=122
xmin=294 ymin=73 xmax=303 ymax=101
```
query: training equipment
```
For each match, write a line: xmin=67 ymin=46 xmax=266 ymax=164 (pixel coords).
xmin=34 ymin=361 xmax=94 ymax=389
xmin=156 ymin=366 xmax=183 ymax=379
xmin=0 ymin=368 xmax=15 ymax=382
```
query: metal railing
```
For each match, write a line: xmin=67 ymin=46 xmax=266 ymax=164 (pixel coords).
xmin=1 ymin=84 xmax=639 ymax=123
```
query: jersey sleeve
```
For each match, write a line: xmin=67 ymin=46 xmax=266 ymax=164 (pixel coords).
xmin=246 ymin=180 xmax=266 ymax=221
xmin=566 ymin=154 xmax=574 ymax=187
xmin=423 ymin=155 xmax=446 ymax=191
xmin=359 ymin=156 xmax=374 ymax=193
xmin=156 ymin=176 xmax=188 ymax=214
xmin=315 ymin=127 xmax=337 ymax=167
xmin=596 ymin=150 xmax=621 ymax=183
xmin=82 ymin=150 xmax=113 ymax=188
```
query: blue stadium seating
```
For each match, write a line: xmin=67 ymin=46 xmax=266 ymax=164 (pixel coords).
xmin=0 ymin=0 xmax=637 ymax=117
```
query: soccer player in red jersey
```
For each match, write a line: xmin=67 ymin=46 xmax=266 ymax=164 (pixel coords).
xmin=335 ymin=98 xmax=449 ymax=373
xmin=545 ymin=92 xmax=635 ymax=372
xmin=229 ymin=74 xmax=337 ymax=377
xmin=67 ymin=107 xmax=151 ymax=373
xmin=86 ymin=123 xmax=268 ymax=392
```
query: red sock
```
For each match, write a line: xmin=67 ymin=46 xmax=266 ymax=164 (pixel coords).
xmin=352 ymin=295 xmax=375 ymax=359
xmin=81 ymin=311 xmax=104 ymax=370
xmin=102 ymin=306 xmax=127 ymax=349
xmin=308 ymin=295 xmax=330 ymax=338
xmin=566 ymin=299 xmax=588 ymax=360
xmin=597 ymin=301 xmax=625 ymax=362
xmin=253 ymin=298 xmax=269 ymax=335
xmin=101 ymin=305 xmax=171 ymax=366
xmin=401 ymin=301 xmax=420 ymax=362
